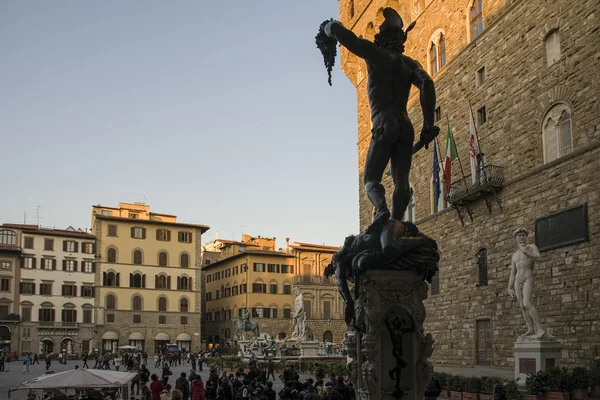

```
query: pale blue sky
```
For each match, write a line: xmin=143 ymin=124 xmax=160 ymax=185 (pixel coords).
xmin=0 ymin=1 xmax=359 ymax=246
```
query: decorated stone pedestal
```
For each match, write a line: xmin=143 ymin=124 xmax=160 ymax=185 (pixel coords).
xmin=346 ymin=270 xmax=434 ymax=400
xmin=514 ymin=339 xmax=562 ymax=382
xmin=299 ymin=340 xmax=321 ymax=358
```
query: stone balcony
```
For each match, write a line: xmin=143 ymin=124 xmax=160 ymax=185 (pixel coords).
xmin=293 ymin=275 xmax=336 ymax=286
xmin=447 ymin=164 xmax=505 ymax=206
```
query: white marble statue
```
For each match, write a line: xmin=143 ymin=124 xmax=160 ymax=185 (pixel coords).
xmin=67 ymin=341 xmax=73 ymax=355
xmin=291 ymin=285 xmax=306 ymax=341
xmin=89 ymin=338 xmax=96 ymax=353
xmin=507 ymin=227 xmax=548 ymax=340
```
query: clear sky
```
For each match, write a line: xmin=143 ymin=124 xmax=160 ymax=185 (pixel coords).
xmin=0 ymin=1 xmax=359 ymax=247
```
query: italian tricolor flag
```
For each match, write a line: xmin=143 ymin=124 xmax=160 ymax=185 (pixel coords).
xmin=443 ymin=122 xmax=458 ymax=192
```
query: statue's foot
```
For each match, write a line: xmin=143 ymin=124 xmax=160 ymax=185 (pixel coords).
xmin=518 ymin=329 xmax=535 ymax=339
xmin=388 ymin=370 xmax=395 ymax=380
xmin=366 ymin=210 xmax=390 ymax=234
xmin=530 ymin=330 xmax=546 ymax=340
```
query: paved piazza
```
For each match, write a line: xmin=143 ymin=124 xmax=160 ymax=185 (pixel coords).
xmin=0 ymin=358 xmax=313 ymax=399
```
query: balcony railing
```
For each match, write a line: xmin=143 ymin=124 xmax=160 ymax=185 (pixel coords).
xmin=293 ymin=275 xmax=336 ymax=286
xmin=37 ymin=322 xmax=79 ymax=329
xmin=446 ymin=164 xmax=505 ymax=206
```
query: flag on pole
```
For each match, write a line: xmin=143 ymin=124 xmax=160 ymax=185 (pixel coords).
xmin=443 ymin=122 xmax=458 ymax=192
xmin=468 ymin=106 xmax=481 ymax=184
xmin=432 ymin=140 xmax=440 ymax=206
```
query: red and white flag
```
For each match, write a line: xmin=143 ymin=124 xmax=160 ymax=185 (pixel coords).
xmin=468 ymin=106 xmax=481 ymax=184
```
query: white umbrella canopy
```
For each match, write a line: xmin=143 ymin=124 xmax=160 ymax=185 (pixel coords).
xmin=9 ymin=369 xmax=138 ymax=394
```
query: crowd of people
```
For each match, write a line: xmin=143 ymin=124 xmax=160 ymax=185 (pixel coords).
xmin=7 ymin=348 xmax=363 ymax=400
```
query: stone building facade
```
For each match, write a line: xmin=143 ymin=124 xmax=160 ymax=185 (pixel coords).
xmin=337 ymin=0 xmax=600 ymax=366
xmin=92 ymin=202 xmax=209 ymax=354
xmin=202 ymin=235 xmax=346 ymax=348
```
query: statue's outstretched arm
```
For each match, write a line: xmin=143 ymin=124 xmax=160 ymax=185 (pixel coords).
xmin=325 ymin=21 xmax=379 ymax=60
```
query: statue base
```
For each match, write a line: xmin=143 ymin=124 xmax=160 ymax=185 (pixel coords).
xmin=344 ymin=270 xmax=434 ymax=400
xmin=514 ymin=339 xmax=562 ymax=382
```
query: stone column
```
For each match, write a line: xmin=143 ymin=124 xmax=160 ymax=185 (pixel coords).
xmin=348 ymin=270 xmax=434 ymax=400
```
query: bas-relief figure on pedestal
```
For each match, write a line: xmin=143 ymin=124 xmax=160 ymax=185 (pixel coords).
xmin=316 ymin=8 xmax=441 ymax=399
xmin=507 ymin=227 xmax=553 ymax=341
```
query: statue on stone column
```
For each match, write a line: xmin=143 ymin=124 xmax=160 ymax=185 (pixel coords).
xmin=385 ymin=311 xmax=415 ymax=399
xmin=316 ymin=8 xmax=440 ymax=255
xmin=291 ymin=286 xmax=306 ymax=341
xmin=507 ymin=227 xmax=549 ymax=340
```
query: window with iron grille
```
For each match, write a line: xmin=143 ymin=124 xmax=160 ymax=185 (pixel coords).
xmin=158 ymin=315 xmax=167 ymax=324
xmin=430 ymin=271 xmax=440 ymax=295
xmin=477 ymin=248 xmax=488 ymax=286
xmin=133 ymin=314 xmax=141 ymax=324
xmin=180 ymin=316 xmax=188 ymax=325
xmin=106 ymin=313 xmax=115 ymax=323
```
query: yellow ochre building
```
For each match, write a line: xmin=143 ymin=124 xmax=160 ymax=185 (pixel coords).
xmin=202 ymin=235 xmax=346 ymax=348
xmin=92 ymin=202 xmax=209 ymax=354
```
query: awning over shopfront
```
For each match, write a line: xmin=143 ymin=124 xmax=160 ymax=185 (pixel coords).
xmin=155 ymin=332 xmax=170 ymax=341
xmin=176 ymin=333 xmax=191 ymax=341
xmin=129 ymin=332 xmax=145 ymax=340
xmin=102 ymin=331 xmax=119 ymax=340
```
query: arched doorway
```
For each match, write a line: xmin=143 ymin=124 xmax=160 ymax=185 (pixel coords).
xmin=40 ymin=337 xmax=54 ymax=354
xmin=323 ymin=331 xmax=333 ymax=343
xmin=154 ymin=332 xmax=170 ymax=353
xmin=61 ymin=337 xmax=74 ymax=355
xmin=0 ymin=326 xmax=11 ymax=354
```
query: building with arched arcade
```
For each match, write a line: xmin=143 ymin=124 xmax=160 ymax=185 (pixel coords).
xmin=92 ymin=202 xmax=209 ymax=354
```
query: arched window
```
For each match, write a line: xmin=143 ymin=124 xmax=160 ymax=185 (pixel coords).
xmin=156 ymin=275 xmax=169 ymax=289
xmin=469 ymin=0 xmax=484 ymax=40
xmin=106 ymin=294 xmax=116 ymax=310
xmin=180 ymin=253 xmax=189 ymax=268
xmin=158 ymin=297 xmax=167 ymax=312
xmin=404 ymin=187 xmax=416 ymax=223
xmin=130 ymin=273 xmax=143 ymax=288
xmin=107 ymin=248 xmax=117 ymax=263
xmin=545 ymin=29 xmax=561 ymax=67
xmin=439 ymin=35 xmax=447 ymax=68
xmin=323 ymin=331 xmax=334 ymax=343
xmin=180 ymin=298 xmax=189 ymax=313
xmin=543 ymin=103 xmax=573 ymax=163
xmin=0 ymin=230 xmax=16 ymax=245
xmin=103 ymin=271 xmax=119 ymax=287
xmin=132 ymin=295 xmax=142 ymax=311
xmin=158 ymin=251 xmax=168 ymax=267
xmin=178 ymin=276 xmax=190 ymax=290
xmin=133 ymin=250 xmax=143 ymax=265
xmin=429 ymin=43 xmax=438 ymax=74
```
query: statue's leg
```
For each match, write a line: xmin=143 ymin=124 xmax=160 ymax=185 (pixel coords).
xmin=389 ymin=117 xmax=414 ymax=221
xmin=523 ymin=278 xmax=545 ymax=337
xmin=364 ymin=126 xmax=393 ymax=227
xmin=515 ymin=282 xmax=534 ymax=336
